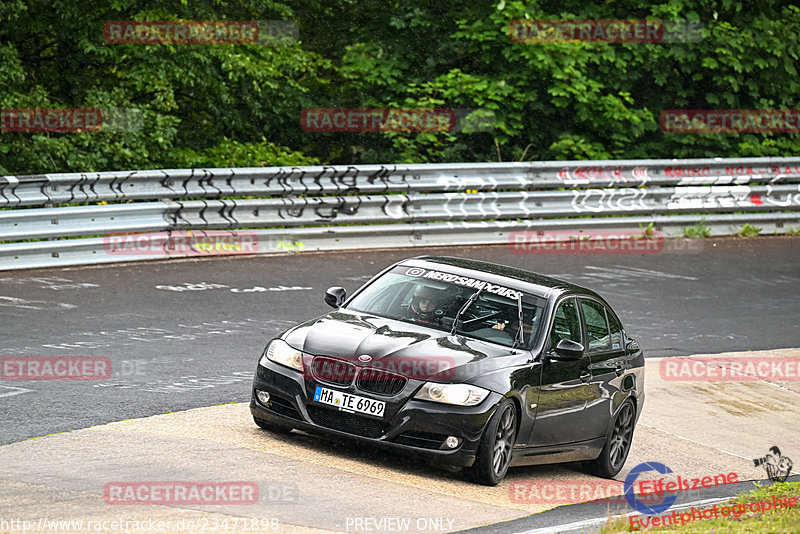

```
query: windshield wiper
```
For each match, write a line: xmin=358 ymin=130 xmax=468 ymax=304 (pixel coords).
xmin=450 ymin=286 xmax=484 ymax=336
xmin=512 ymin=294 xmax=524 ymax=348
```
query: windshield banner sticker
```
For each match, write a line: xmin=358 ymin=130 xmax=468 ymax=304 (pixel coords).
xmin=404 ymin=268 xmax=523 ymax=300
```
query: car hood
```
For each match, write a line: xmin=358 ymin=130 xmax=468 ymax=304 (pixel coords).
xmin=282 ymin=310 xmax=525 ymax=383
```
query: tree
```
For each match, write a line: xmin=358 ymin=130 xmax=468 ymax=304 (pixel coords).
xmin=0 ymin=0 xmax=326 ymax=175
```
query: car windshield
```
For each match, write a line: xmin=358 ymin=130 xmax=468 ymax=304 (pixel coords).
xmin=346 ymin=265 xmax=545 ymax=349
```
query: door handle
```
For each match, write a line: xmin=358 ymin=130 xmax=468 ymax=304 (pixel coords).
xmin=615 ymin=365 xmax=625 ymax=376
xmin=580 ymin=371 xmax=591 ymax=382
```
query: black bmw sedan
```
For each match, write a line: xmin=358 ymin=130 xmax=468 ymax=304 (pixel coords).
xmin=250 ymin=256 xmax=644 ymax=485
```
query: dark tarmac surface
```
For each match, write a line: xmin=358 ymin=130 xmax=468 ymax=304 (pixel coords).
xmin=1 ymin=236 xmax=798 ymax=446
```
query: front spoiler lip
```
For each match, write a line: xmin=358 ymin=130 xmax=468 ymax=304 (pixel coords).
xmin=250 ymin=363 xmax=503 ymax=468
xmin=249 ymin=398 xmax=482 ymax=467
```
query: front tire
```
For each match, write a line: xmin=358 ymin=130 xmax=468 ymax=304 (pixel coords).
xmin=585 ymin=399 xmax=635 ymax=478
xmin=468 ymin=399 xmax=517 ymax=486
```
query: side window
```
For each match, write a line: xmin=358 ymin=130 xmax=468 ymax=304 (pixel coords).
xmin=580 ymin=299 xmax=611 ymax=352
xmin=608 ymin=311 xmax=623 ymax=350
xmin=550 ymin=298 xmax=582 ymax=350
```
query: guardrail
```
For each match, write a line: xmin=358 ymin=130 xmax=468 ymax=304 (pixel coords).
xmin=2 ymin=157 xmax=799 ymax=270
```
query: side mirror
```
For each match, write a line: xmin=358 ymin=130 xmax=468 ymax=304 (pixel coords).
xmin=550 ymin=339 xmax=584 ymax=361
xmin=324 ymin=287 xmax=347 ymax=308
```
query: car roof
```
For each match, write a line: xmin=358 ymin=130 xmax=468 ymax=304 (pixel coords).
xmin=398 ymin=255 xmax=603 ymax=302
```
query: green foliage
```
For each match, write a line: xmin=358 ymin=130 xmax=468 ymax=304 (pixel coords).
xmin=169 ymin=137 xmax=319 ymax=168
xmin=738 ymin=223 xmax=762 ymax=237
xmin=639 ymin=221 xmax=656 ymax=237
xmin=1 ymin=0 xmax=800 ymax=173
xmin=0 ymin=0 xmax=329 ymax=174
xmin=684 ymin=218 xmax=712 ymax=238
xmin=601 ymin=481 xmax=800 ymax=533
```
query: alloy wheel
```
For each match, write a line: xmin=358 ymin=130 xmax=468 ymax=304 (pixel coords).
xmin=492 ymin=405 xmax=516 ymax=475
xmin=608 ymin=402 xmax=634 ymax=469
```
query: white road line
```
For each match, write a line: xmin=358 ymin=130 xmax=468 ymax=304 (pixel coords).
xmin=0 ymin=296 xmax=77 ymax=310
xmin=516 ymin=497 xmax=731 ymax=534
xmin=0 ymin=386 xmax=34 ymax=398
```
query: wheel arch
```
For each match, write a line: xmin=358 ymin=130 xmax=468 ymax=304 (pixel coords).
xmin=606 ymin=392 xmax=638 ymax=436
xmin=504 ymin=392 xmax=524 ymax=444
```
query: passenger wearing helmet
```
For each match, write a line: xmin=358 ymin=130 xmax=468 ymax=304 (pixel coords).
xmin=407 ymin=286 xmax=444 ymax=325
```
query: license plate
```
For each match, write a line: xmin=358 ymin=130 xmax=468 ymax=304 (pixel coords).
xmin=313 ymin=386 xmax=386 ymax=418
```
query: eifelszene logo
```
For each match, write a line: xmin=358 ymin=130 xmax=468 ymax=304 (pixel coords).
xmin=753 ymin=446 xmax=793 ymax=482
xmin=624 ymin=462 xmax=678 ymax=515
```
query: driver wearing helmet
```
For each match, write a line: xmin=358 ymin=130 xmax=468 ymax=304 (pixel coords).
xmin=493 ymin=310 xmax=535 ymax=344
xmin=408 ymin=286 xmax=444 ymax=325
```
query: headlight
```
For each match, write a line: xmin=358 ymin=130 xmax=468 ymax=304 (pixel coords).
xmin=261 ymin=339 xmax=304 ymax=372
xmin=414 ymin=382 xmax=489 ymax=406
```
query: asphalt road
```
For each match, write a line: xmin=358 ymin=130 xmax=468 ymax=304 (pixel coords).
xmin=1 ymin=236 xmax=799 ymax=446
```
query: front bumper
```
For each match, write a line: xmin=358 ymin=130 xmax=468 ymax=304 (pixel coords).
xmin=249 ymin=357 xmax=503 ymax=468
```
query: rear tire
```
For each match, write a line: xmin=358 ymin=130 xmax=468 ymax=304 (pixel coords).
xmin=467 ymin=399 xmax=517 ymax=486
xmin=585 ymin=399 xmax=635 ymax=478
xmin=253 ymin=416 xmax=294 ymax=434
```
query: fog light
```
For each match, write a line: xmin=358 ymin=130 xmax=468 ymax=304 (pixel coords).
xmin=445 ymin=436 xmax=460 ymax=449
xmin=257 ymin=390 xmax=271 ymax=405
